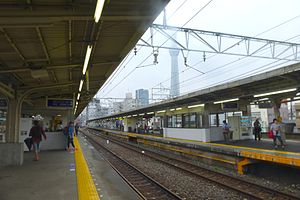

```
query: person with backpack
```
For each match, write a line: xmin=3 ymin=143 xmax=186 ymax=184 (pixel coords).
xmin=29 ymin=120 xmax=47 ymax=161
xmin=67 ymin=121 xmax=76 ymax=152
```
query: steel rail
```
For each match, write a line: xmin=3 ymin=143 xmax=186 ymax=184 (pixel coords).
xmin=85 ymin=128 xmax=300 ymax=200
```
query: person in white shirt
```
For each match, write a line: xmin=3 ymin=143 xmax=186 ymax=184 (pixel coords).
xmin=270 ymin=118 xmax=284 ymax=150
xmin=222 ymin=120 xmax=231 ymax=143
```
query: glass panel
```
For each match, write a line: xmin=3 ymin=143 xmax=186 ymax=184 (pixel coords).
xmin=183 ymin=114 xmax=189 ymax=128
xmin=168 ymin=116 xmax=172 ymax=127
xmin=209 ymin=114 xmax=217 ymax=126
xmin=172 ymin=115 xmax=176 ymax=127
xmin=190 ymin=113 xmax=197 ymax=128
xmin=176 ymin=115 xmax=182 ymax=128
xmin=218 ymin=113 xmax=226 ymax=127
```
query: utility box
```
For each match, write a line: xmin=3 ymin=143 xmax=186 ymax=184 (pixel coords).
xmin=228 ymin=116 xmax=252 ymax=140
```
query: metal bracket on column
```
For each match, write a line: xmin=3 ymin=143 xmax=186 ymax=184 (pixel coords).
xmin=0 ymin=82 xmax=14 ymax=99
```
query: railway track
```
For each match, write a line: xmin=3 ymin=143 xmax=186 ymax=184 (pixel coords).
xmin=84 ymin=132 xmax=183 ymax=200
xmin=84 ymin=128 xmax=300 ymax=200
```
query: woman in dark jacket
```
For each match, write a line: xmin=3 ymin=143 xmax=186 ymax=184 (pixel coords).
xmin=253 ymin=118 xmax=262 ymax=141
xmin=29 ymin=120 xmax=47 ymax=161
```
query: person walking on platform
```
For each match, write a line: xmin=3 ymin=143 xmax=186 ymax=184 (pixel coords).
xmin=29 ymin=120 xmax=47 ymax=161
xmin=222 ymin=120 xmax=231 ymax=143
xmin=270 ymin=118 xmax=284 ymax=150
xmin=253 ymin=118 xmax=262 ymax=141
xmin=67 ymin=121 xmax=76 ymax=152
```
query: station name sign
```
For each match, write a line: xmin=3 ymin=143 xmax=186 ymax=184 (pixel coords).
xmin=222 ymin=102 xmax=238 ymax=110
xmin=47 ymin=99 xmax=73 ymax=108
xmin=0 ymin=99 xmax=7 ymax=108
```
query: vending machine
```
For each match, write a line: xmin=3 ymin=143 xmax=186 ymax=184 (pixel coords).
xmin=19 ymin=118 xmax=32 ymax=151
xmin=228 ymin=116 xmax=252 ymax=140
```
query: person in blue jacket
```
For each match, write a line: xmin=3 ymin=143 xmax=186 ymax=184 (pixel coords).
xmin=67 ymin=121 xmax=76 ymax=152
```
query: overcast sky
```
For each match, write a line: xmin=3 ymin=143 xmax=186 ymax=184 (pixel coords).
xmin=96 ymin=0 xmax=300 ymax=102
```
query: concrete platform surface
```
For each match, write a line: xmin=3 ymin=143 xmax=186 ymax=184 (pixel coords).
xmin=78 ymin=134 xmax=141 ymax=200
xmin=0 ymin=150 xmax=77 ymax=200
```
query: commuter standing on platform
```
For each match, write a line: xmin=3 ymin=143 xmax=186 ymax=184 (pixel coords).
xmin=222 ymin=120 xmax=231 ymax=143
xmin=277 ymin=116 xmax=287 ymax=146
xmin=29 ymin=120 xmax=47 ymax=161
xmin=270 ymin=118 xmax=284 ymax=150
xmin=67 ymin=121 xmax=76 ymax=152
xmin=253 ymin=118 xmax=262 ymax=141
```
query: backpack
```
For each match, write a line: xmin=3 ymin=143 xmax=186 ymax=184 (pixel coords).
xmin=30 ymin=126 xmax=42 ymax=138
xmin=63 ymin=126 xmax=69 ymax=136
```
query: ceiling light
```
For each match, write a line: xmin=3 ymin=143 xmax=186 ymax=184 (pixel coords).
xmin=176 ymin=107 xmax=182 ymax=110
xmin=94 ymin=0 xmax=105 ymax=23
xmin=254 ymin=88 xmax=297 ymax=97
xmin=132 ymin=114 xmax=137 ymax=117
xmin=296 ymin=92 xmax=300 ymax=96
xmin=139 ymin=113 xmax=145 ymax=116
xmin=294 ymin=96 xmax=300 ymax=100
xmin=147 ymin=112 xmax=154 ymax=114
xmin=79 ymin=80 xmax=84 ymax=92
xmin=82 ymin=45 xmax=92 ymax=75
xmin=77 ymin=93 xmax=81 ymax=100
xmin=157 ymin=110 xmax=166 ymax=113
xmin=214 ymin=98 xmax=239 ymax=104
xmin=170 ymin=108 xmax=175 ymax=111
xmin=188 ymin=104 xmax=204 ymax=108
xmin=258 ymin=98 xmax=269 ymax=101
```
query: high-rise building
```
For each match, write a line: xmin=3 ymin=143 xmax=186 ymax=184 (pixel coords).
xmin=169 ymin=46 xmax=180 ymax=97
xmin=123 ymin=92 xmax=136 ymax=111
xmin=136 ymin=89 xmax=149 ymax=107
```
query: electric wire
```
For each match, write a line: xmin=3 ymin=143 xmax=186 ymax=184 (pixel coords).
xmin=97 ymin=0 xmax=189 ymax=96
xmin=179 ymin=34 xmax=300 ymax=91
xmin=150 ymin=14 xmax=300 ymax=93
xmin=99 ymin=0 xmax=210 ymax=98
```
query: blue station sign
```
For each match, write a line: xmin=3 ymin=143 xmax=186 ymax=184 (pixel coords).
xmin=47 ymin=99 xmax=73 ymax=108
xmin=0 ymin=99 xmax=7 ymax=108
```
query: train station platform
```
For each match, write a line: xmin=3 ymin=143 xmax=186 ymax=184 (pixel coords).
xmin=0 ymin=134 xmax=141 ymax=200
xmin=89 ymin=127 xmax=300 ymax=174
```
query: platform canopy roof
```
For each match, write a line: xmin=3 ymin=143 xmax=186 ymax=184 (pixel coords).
xmin=0 ymin=0 xmax=169 ymax=116
xmin=91 ymin=62 xmax=300 ymax=121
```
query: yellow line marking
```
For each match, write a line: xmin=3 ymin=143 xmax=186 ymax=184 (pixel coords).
xmin=74 ymin=137 xmax=100 ymax=200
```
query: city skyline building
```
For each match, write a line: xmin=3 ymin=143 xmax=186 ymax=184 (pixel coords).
xmin=136 ymin=89 xmax=149 ymax=107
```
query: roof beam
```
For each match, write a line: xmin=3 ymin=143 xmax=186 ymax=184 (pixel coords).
xmin=0 ymin=27 xmax=26 ymax=63
xmin=36 ymin=27 xmax=50 ymax=63
xmin=0 ymin=61 xmax=120 ymax=74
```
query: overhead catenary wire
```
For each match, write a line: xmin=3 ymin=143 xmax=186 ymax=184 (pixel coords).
xmin=101 ymin=53 xmax=154 ymax=98
xmin=99 ymin=0 xmax=212 ymax=98
xmin=97 ymin=0 xmax=189 ymax=96
xmin=178 ymin=34 xmax=300 ymax=91
xmin=149 ymin=13 xmax=300 ymax=93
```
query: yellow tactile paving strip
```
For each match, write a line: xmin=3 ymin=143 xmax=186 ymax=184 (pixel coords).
xmin=74 ymin=137 xmax=100 ymax=200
